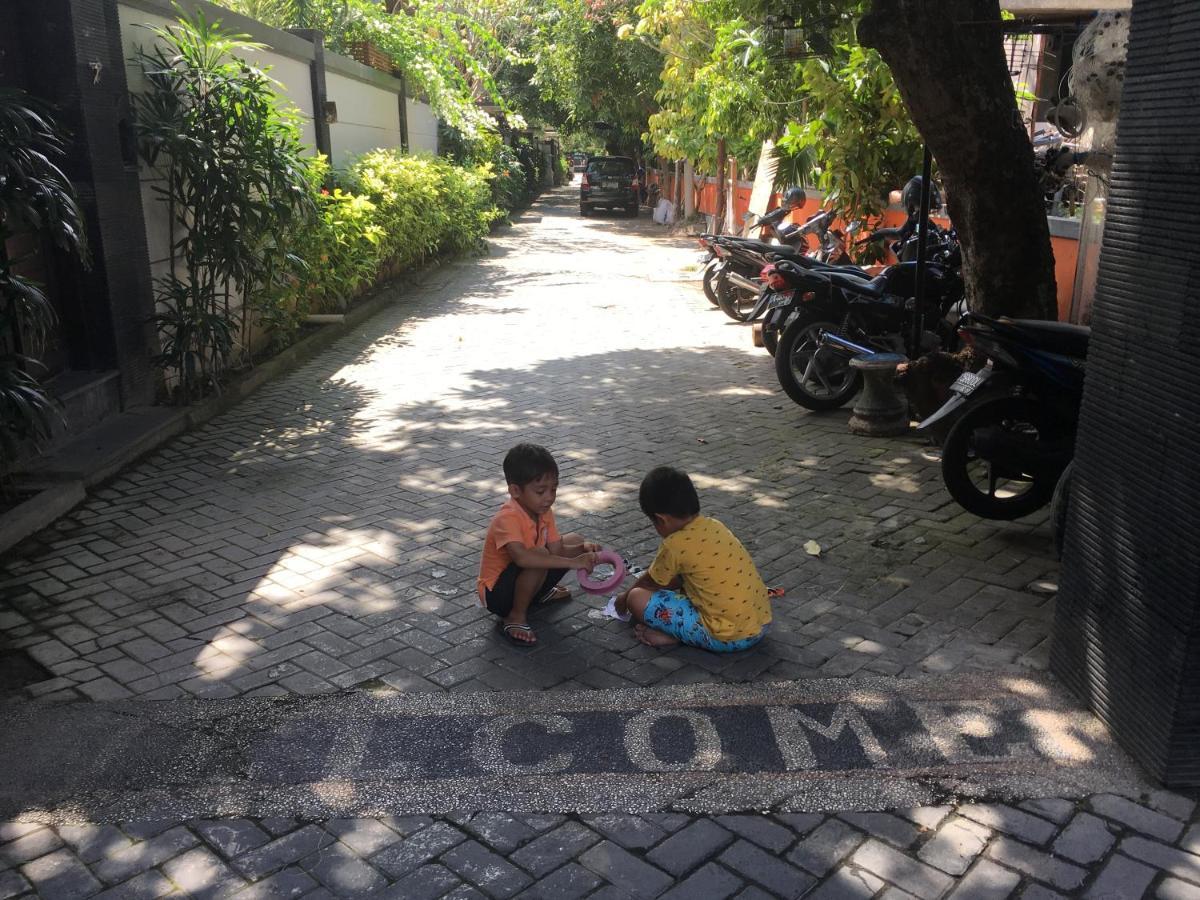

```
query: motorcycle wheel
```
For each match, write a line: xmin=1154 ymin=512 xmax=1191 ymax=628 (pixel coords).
xmin=1051 ymin=460 xmax=1075 ymax=559
xmin=940 ymin=396 xmax=1062 ymax=520
xmin=702 ymin=260 xmax=722 ymax=307
xmin=716 ymin=271 xmax=758 ymax=322
xmin=774 ymin=314 xmax=862 ymax=410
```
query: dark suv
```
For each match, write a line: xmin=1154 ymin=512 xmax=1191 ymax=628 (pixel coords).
xmin=580 ymin=156 xmax=638 ymax=217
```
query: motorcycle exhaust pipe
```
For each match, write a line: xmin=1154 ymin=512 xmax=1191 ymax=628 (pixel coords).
xmin=726 ymin=271 xmax=761 ymax=293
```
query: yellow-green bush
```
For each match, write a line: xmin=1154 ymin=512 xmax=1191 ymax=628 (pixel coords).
xmin=342 ymin=150 xmax=497 ymax=269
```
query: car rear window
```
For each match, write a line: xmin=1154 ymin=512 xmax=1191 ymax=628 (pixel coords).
xmin=587 ymin=159 xmax=634 ymax=176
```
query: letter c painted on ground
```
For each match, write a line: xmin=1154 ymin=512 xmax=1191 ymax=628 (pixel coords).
xmin=472 ymin=714 xmax=575 ymax=775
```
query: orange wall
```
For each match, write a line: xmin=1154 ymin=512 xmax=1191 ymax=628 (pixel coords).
xmin=654 ymin=171 xmax=1080 ymax=320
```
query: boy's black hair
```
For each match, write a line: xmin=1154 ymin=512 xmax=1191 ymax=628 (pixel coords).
xmin=639 ymin=466 xmax=700 ymax=519
xmin=503 ymin=443 xmax=559 ymax=486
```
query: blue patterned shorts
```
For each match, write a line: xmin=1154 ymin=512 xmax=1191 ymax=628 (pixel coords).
xmin=643 ymin=590 xmax=766 ymax=653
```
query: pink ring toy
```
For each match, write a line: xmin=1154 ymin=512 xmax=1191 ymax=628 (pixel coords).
xmin=577 ymin=550 xmax=627 ymax=595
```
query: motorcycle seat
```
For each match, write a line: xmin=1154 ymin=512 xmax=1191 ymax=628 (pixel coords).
xmin=828 ymin=272 xmax=889 ymax=296
xmin=1002 ymin=318 xmax=1091 ymax=358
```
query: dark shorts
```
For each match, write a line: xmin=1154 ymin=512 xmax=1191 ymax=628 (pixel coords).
xmin=483 ymin=564 xmax=568 ymax=617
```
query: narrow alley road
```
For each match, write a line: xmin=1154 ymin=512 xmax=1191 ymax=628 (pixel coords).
xmin=3 ymin=188 xmax=1195 ymax=900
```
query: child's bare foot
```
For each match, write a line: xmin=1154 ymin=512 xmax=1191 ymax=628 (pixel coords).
xmin=634 ymin=623 xmax=680 ymax=648
xmin=500 ymin=620 xmax=537 ymax=645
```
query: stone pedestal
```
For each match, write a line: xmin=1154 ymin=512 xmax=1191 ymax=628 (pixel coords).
xmin=848 ymin=353 xmax=908 ymax=436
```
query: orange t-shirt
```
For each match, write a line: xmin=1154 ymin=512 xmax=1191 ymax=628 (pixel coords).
xmin=477 ymin=498 xmax=560 ymax=602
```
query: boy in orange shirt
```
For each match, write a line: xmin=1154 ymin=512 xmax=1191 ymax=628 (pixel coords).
xmin=478 ymin=444 xmax=600 ymax=646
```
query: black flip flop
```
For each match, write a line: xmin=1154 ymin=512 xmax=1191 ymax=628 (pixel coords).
xmin=498 ymin=622 xmax=537 ymax=646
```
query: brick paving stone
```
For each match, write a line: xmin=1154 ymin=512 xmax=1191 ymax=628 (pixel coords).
xmin=658 ymin=861 xmax=744 ymax=900
xmin=1120 ymin=837 xmax=1200 ymax=884
xmin=713 ymin=816 xmax=792 ymax=853
xmin=442 ymin=840 xmax=533 ymax=899
xmin=302 ymin=842 xmax=388 ymax=897
xmin=918 ymin=816 xmax=991 ymax=876
xmin=985 ymin=836 xmax=1086 ymax=891
xmin=325 ymin=819 xmax=400 ymax=858
xmin=1018 ymin=799 xmax=1076 ymax=826
xmin=510 ymin=822 xmax=601 ymax=878
xmin=373 ymin=864 xmax=461 ymax=900
xmin=19 ymin=848 xmax=102 ymax=899
xmin=237 ymin=865 xmax=317 ymax=898
xmin=959 ymin=804 xmax=1058 ymax=846
xmin=581 ymin=815 xmax=667 ymax=851
xmin=0 ymin=824 xmax=42 ymax=843
xmin=839 ymin=812 xmax=921 ymax=849
xmin=1084 ymin=853 xmax=1158 ymax=899
xmin=805 ymin=866 xmax=883 ymax=899
xmin=56 ymin=825 xmax=132 ymax=865
xmin=1090 ymin=795 xmax=1186 ymax=843
xmin=773 ymin=814 xmax=825 ymax=836
xmin=370 ymin=823 xmax=467 ymax=879
xmin=720 ymin=839 xmax=815 ymax=898
xmin=1147 ymin=791 xmax=1197 ymax=823
xmin=231 ymin=825 xmax=334 ymax=881
xmin=194 ymin=820 xmax=271 ymax=858
xmin=161 ymin=846 xmax=246 ymax=898
xmin=0 ymin=828 xmax=62 ymax=866
xmin=92 ymin=868 xmax=176 ymax=900
xmin=0 ymin=870 xmax=30 ymax=900
xmin=519 ymin=862 xmax=603 ymax=900
xmin=852 ymin=838 xmax=953 ymax=898
xmin=461 ymin=813 xmax=537 ymax=855
xmin=647 ymin=820 xmax=734 ymax=877
xmin=94 ymin=825 xmax=198 ymax=885
xmin=1053 ymin=813 xmax=1116 ymax=865
xmin=899 ymin=807 xmax=953 ymax=830
xmin=945 ymin=858 xmax=1020 ymax=899
xmin=1021 ymin=886 xmax=1066 ymax=900
xmin=579 ymin=841 xmax=674 ymax=899
xmin=787 ymin=819 xmax=866 ymax=877
xmin=1182 ymin=825 xmax=1200 ymax=857
xmin=1157 ymin=877 xmax=1200 ymax=900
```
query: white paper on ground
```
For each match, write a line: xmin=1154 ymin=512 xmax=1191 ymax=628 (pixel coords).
xmin=603 ymin=595 xmax=632 ymax=622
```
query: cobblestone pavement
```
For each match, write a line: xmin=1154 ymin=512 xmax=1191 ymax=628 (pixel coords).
xmin=2 ymin=189 xmax=1058 ymax=704
xmin=4 ymin=187 xmax=1192 ymax=898
xmin=3 ymin=795 xmax=1200 ymax=899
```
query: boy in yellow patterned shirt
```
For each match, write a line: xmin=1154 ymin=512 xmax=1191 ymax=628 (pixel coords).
xmin=615 ymin=466 xmax=771 ymax=651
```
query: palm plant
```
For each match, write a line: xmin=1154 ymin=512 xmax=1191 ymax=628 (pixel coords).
xmin=0 ymin=88 xmax=88 ymax=473
xmin=133 ymin=10 xmax=312 ymax=402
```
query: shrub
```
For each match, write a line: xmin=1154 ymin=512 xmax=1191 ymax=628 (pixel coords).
xmin=341 ymin=150 xmax=495 ymax=269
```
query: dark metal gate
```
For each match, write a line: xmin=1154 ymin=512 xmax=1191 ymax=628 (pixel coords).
xmin=1052 ymin=0 xmax=1200 ymax=786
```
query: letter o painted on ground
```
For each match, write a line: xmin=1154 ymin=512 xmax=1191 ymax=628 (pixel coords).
xmin=623 ymin=709 xmax=722 ymax=772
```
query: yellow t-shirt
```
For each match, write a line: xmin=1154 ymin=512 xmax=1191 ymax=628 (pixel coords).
xmin=647 ymin=516 xmax=771 ymax=641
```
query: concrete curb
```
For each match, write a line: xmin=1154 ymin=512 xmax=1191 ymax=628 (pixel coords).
xmin=0 ymin=482 xmax=86 ymax=555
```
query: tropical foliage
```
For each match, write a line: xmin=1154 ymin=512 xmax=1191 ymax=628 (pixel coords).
xmin=629 ymin=0 xmax=922 ymax=218
xmin=133 ymin=10 xmax=313 ymax=401
xmin=0 ymin=89 xmax=88 ymax=472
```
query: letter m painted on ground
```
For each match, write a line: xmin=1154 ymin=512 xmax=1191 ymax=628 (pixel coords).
xmin=765 ymin=704 xmax=887 ymax=770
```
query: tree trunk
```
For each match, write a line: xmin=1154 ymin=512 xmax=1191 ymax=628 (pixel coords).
xmin=859 ymin=0 xmax=1057 ymax=319
xmin=714 ymin=138 xmax=728 ymax=233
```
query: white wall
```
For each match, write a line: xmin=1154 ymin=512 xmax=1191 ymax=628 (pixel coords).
xmin=326 ymin=70 xmax=403 ymax=166
xmin=116 ymin=0 xmax=440 ymax=350
xmin=406 ymin=98 xmax=439 ymax=155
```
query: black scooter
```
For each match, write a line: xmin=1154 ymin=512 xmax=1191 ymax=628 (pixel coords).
xmin=919 ymin=314 xmax=1089 ymax=520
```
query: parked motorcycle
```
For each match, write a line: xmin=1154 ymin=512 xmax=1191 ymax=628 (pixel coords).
xmin=919 ymin=313 xmax=1089 ymax=519
xmin=767 ymin=241 xmax=964 ymax=410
